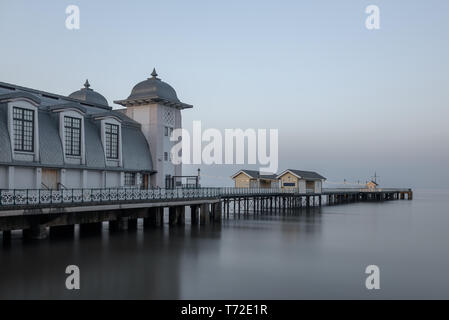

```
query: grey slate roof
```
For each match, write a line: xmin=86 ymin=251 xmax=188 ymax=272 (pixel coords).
xmin=280 ymin=169 xmax=326 ymax=180
xmin=0 ymin=103 xmax=12 ymax=163
xmin=122 ymin=126 xmax=153 ymax=171
xmin=0 ymin=91 xmax=41 ymax=105
xmin=38 ymin=112 xmax=64 ymax=166
xmin=114 ymin=69 xmax=193 ymax=109
xmin=0 ymin=81 xmax=153 ymax=172
xmin=68 ymin=80 xmax=109 ymax=106
xmin=234 ymin=170 xmax=278 ymax=180
xmin=84 ymin=118 xmax=106 ymax=168
xmin=128 ymin=69 xmax=180 ymax=102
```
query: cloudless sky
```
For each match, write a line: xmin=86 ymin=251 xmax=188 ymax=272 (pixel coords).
xmin=0 ymin=0 xmax=448 ymax=188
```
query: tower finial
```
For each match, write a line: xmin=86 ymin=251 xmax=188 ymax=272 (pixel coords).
xmin=151 ymin=68 xmax=158 ymax=78
xmin=84 ymin=79 xmax=91 ymax=89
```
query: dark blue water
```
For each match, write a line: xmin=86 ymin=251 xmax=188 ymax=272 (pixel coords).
xmin=1 ymin=190 xmax=448 ymax=299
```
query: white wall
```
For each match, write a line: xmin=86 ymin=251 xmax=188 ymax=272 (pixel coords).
xmin=64 ymin=169 xmax=82 ymax=188
xmin=85 ymin=170 xmax=102 ymax=188
xmin=126 ymin=103 xmax=180 ymax=188
xmin=14 ymin=167 xmax=36 ymax=189
xmin=315 ymin=180 xmax=323 ymax=193
xmin=0 ymin=166 xmax=7 ymax=188
xmin=105 ymin=171 xmax=121 ymax=188
xmin=298 ymin=180 xmax=306 ymax=193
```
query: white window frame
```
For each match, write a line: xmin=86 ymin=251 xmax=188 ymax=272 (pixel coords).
xmin=100 ymin=118 xmax=122 ymax=167
xmin=58 ymin=110 xmax=85 ymax=164
xmin=7 ymin=100 xmax=39 ymax=162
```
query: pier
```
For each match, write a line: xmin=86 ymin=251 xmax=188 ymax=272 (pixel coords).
xmin=0 ymin=187 xmax=412 ymax=240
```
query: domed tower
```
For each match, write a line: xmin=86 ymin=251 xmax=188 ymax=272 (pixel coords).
xmin=69 ymin=79 xmax=109 ymax=106
xmin=114 ymin=69 xmax=192 ymax=188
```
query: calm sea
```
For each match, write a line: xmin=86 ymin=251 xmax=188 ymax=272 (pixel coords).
xmin=1 ymin=189 xmax=448 ymax=299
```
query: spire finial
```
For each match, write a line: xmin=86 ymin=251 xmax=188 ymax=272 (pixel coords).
xmin=151 ymin=68 xmax=158 ymax=78
xmin=84 ymin=79 xmax=91 ymax=89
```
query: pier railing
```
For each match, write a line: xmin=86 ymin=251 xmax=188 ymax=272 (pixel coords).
xmin=0 ymin=187 xmax=412 ymax=208
xmin=323 ymin=187 xmax=412 ymax=193
xmin=0 ymin=188 xmax=221 ymax=207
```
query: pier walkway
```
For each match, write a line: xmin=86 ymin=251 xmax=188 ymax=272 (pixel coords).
xmin=0 ymin=187 xmax=412 ymax=240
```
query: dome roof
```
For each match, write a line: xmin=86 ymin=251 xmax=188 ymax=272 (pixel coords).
xmin=127 ymin=69 xmax=180 ymax=102
xmin=69 ymin=80 xmax=109 ymax=106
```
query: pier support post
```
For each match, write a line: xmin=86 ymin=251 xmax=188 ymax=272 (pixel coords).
xmin=50 ymin=225 xmax=75 ymax=238
xmin=79 ymin=222 xmax=102 ymax=235
xmin=213 ymin=202 xmax=222 ymax=223
xmin=169 ymin=207 xmax=178 ymax=226
xmin=144 ymin=207 xmax=163 ymax=227
xmin=2 ymin=230 xmax=12 ymax=242
xmin=177 ymin=206 xmax=185 ymax=226
xmin=190 ymin=205 xmax=199 ymax=225
xmin=110 ymin=217 xmax=128 ymax=231
xmin=200 ymin=203 xmax=210 ymax=225
xmin=23 ymin=224 xmax=49 ymax=240
xmin=128 ymin=218 xmax=138 ymax=230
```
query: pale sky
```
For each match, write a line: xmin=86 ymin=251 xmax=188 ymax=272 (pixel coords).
xmin=0 ymin=0 xmax=448 ymax=188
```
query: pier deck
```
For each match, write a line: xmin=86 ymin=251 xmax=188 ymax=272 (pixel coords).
xmin=0 ymin=187 xmax=412 ymax=240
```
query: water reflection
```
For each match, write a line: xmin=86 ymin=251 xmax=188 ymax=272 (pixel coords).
xmin=1 ymin=192 xmax=449 ymax=299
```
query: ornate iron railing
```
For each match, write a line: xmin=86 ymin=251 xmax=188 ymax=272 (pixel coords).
xmin=0 ymin=188 xmax=220 ymax=207
xmin=0 ymin=187 xmax=412 ymax=208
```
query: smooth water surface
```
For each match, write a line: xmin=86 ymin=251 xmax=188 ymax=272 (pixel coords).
xmin=1 ymin=190 xmax=448 ymax=299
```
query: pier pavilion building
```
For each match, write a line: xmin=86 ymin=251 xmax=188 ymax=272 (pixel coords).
xmin=0 ymin=69 xmax=191 ymax=190
xmin=276 ymin=169 xmax=326 ymax=193
xmin=231 ymin=170 xmax=278 ymax=188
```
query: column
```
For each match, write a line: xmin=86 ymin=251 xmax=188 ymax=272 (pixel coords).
xmin=177 ymin=206 xmax=185 ymax=226
xmin=200 ymin=203 xmax=209 ymax=225
xmin=110 ymin=217 xmax=129 ymax=231
xmin=169 ymin=207 xmax=178 ymax=226
xmin=190 ymin=205 xmax=198 ymax=225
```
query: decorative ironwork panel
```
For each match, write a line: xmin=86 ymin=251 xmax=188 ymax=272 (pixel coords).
xmin=101 ymin=189 xmax=110 ymax=201
xmin=15 ymin=190 xmax=27 ymax=205
xmin=73 ymin=189 xmax=83 ymax=203
xmin=140 ymin=190 xmax=148 ymax=200
xmin=28 ymin=190 xmax=39 ymax=205
xmin=51 ymin=190 xmax=62 ymax=203
xmin=40 ymin=190 xmax=51 ymax=204
xmin=92 ymin=189 xmax=101 ymax=202
xmin=62 ymin=190 xmax=73 ymax=203
xmin=83 ymin=189 xmax=92 ymax=202
xmin=133 ymin=189 xmax=140 ymax=200
xmin=118 ymin=189 xmax=126 ymax=201
xmin=125 ymin=189 xmax=133 ymax=200
xmin=110 ymin=189 xmax=118 ymax=201
xmin=1 ymin=191 xmax=14 ymax=205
